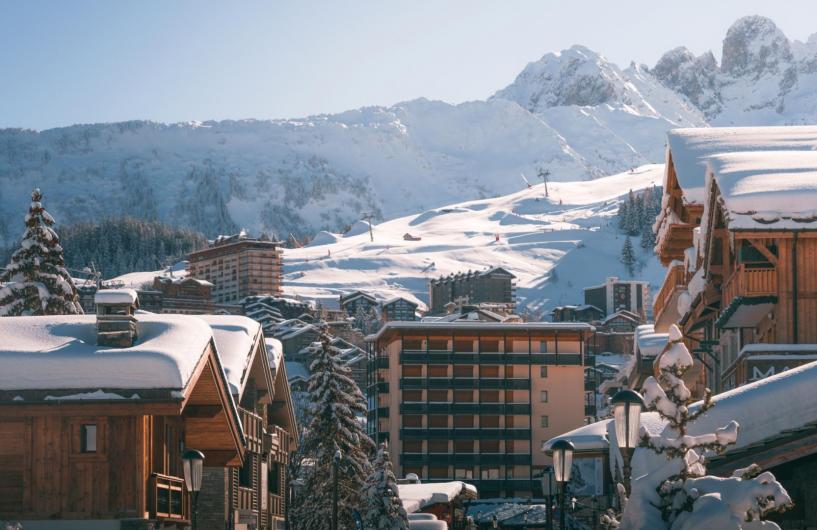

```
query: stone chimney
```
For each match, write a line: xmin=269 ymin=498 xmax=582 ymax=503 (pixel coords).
xmin=95 ymin=289 xmax=140 ymax=347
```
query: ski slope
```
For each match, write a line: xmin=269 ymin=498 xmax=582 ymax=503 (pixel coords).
xmin=283 ymin=165 xmax=667 ymax=317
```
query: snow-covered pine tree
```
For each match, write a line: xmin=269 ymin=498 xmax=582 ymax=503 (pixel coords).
xmin=617 ymin=199 xmax=630 ymax=232
xmin=620 ymin=237 xmax=636 ymax=276
xmin=619 ymin=325 xmax=792 ymax=530
xmin=0 ymin=189 xmax=83 ymax=316
xmin=640 ymin=219 xmax=655 ymax=250
xmin=362 ymin=442 xmax=409 ymax=530
xmin=291 ymin=330 xmax=375 ymax=529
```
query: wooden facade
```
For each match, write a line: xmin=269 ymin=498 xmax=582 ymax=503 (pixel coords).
xmin=0 ymin=340 xmax=245 ymax=528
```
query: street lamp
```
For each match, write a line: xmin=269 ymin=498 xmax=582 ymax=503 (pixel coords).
xmin=182 ymin=449 xmax=205 ymax=530
xmin=611 ymin=389 xmax=645 ymax=495
xmin=540 ymin=466 xmax=555 ymax=530
xmin=332 ymin=449 xmax=342 ymax=530
xmin=551 ymin=439 xmax=574 ymax=530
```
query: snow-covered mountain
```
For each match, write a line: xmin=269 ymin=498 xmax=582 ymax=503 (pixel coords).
xmin=281 ymin=165 xmax=667 ymax=316
xmin=0 ymin=15 xmax=815 ymax=245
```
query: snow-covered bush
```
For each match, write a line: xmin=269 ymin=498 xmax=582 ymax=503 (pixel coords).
xmin=619 ymin=324 xmax=792 ymax=530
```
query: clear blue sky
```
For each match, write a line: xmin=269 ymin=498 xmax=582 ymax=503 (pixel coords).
xmin=1 ymin=0 xmax=815 ymax=130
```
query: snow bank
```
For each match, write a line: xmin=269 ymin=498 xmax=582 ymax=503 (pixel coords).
xmin=398 ymin=481 xmax=475 ymax=514
xmin=197 ymin=315 xmax=261 ymax=395
xmin=0 ymin=314 xmax=213 ymax=391
xmin=307 ymin=231 xmax=340 ymax=247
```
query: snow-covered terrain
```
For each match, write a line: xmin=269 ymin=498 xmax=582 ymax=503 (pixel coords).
xmin=3 ymin=16 xmax=815 ymax=246
xmin=282 ymin=165 xmax=667 ymax=316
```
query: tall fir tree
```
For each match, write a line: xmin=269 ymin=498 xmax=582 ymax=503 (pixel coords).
xmin=0 ymin=189 xmax=82 ymax=316
xmin=362 ymin=442 xmax=409 ymax=530
xmin=620 ymin=237 xmax=636 ymax=276
xmin=291 ymin=330 xmax=375 ymax=529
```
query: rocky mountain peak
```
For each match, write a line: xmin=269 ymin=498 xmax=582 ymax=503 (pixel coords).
xmin=721 ymin=15 xmax=792 ymax=78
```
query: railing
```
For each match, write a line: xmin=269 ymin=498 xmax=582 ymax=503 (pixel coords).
xmin=149 ymin=473 xmax=189 ymax=521
xmin=654 ymin=262 xmax=687 ymax=322
xmin=721 ymin=265 xmax=777 ymax=308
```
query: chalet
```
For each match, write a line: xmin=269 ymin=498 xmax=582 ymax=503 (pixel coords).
xmin=550 ymin=304 xmax=604 ymax=323
xmin=428 ymin=266 xmax=516 ymax=315
xmin=397 ymin=480 xmax=477 ymax=527
xmin=381 ymin=296 xmax=419 ymax=322
xmin=153 ymin=276 xmax=215 ymax=314
xmin=193 ymin=315 xmax=297 ymax=530
xmin=0 ymin=290 xmax=245 ymax=529
xmin=339 ymin=290 xmax=378 ymax=317
xmin=599 ymin=310 xmax=641 ymax=333
xmin=242 ymin=295 xmax=313 ymax=333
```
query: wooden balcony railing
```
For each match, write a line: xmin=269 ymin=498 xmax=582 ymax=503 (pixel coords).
xmin=654 ymin=262 xmax=687 ymax=321
xmin=721 ymin=265 xmax=777 ymax=308
xmin=149 ymin=473 xmax=189 ymax=521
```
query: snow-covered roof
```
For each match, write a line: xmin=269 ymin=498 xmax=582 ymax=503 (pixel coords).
xmin=398 ymin=481 xmax=477 ymax=513
xmin=635 ymin=324 xmax=668 ymax=358
xmin=94 ymin=288 xmax=138 ymax=305
xmin=265 ymin=337 xmax=283 ymax=372
xmin=543 ymin=418 xmax=611 ymax=452
xmin=156 ymin=276 xmax=214 ymax=287
xmin=706 ymin=150 xmax=817 ymax=230
xmin=0 ymin=314 xmax=212 ymax=392
xmin=666 ymin=125 xmax=817 ymax=204
xmin=285 ymin=361 xmax=310 ymax=382
xmin=196 ymin=315 xmax=261 ymax=395
xmin=367 ymin=321 xmax=594 ymax=341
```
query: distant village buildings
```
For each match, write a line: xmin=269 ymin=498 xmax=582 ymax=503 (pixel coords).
xmin=583 ymin=276 xmax=651 ymax=321
xmin=428 ymin=266 xmax=516 ymax=315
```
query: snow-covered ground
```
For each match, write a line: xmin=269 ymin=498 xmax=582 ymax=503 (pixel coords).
xmin=282 ymin=165 xmax=667 ymax=317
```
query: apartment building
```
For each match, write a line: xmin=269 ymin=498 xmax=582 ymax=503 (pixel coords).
xmin=153 ymin=276 xmax=215 ymax=314
xmin=187 ymin=232 xmax=283 ymax=304
xmin=428 ymin=267 xmax=516 ymax=315
xmin=366 ymin=321 xmax=592 ymax=498
xmin=583 ymin=276 xmax=651 ymax=321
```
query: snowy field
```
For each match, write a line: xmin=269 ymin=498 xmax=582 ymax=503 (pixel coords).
xmin=282 ymin=164 xmax=667 ymax=317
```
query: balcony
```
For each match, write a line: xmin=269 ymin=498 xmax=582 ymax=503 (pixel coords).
xmin=717 ymin=265 xmax=778 ymax=329
xmin=654 ymin=262 xmax=687 ymax=327
xmin=399 ymin=428 xmax=531 ymax=440
xmin=149 ymin=473 xmax=189 ymax=522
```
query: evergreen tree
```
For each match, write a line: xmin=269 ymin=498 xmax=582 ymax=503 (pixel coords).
xmin=620 ymin=237 xmax=636 ymax=276
xmin=0 ymin=189 xmax=82 ymax=316
xmin=362 ymin=443 xmax=409 ymax=530
xmin=617 ymin=198 xmax=629 ymax=232
xmin=291 ymin=330 xmax=375 ymax=529
xmin=640 ymin=219 xmax=655 ymax=250
xmin=616 ymin=325 xmax=792 ymax=529
xmin=625 ymin=190 xmax=639 ymax=236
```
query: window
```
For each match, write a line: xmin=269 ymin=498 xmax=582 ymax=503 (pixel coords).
xmin=506 ymin=416 xmax=515 ymax=428
xmin=540 ymin=366 xmax=548 ymax=378
xmin=403 ymin=415 xmax=422 ymax=428
xmin=481 ymin=440 xmax=500 ymax=453
xmin=81 ymin=424 xmax=97 ymax=453
xmin=455 ymin=467 xmax=474 ymax=479
xmin=453 ymin=365 xmax=473 ymax=378
xmin=403 ymin=466 xmax=423 ymax=479
xmin=403 ymin=365 xmax=422 ymax=377
xmin=428 ymin=365 xmax=448 ymax=377
xmin=454 ymin=390 xmax=473 ymax=402
xmin=540 ymin=415 xmax=549 ymax=428
xmin=506 ymin=467 xmax=515 ymax=479
xmin=505 ymin=366 xmax=516 ymax=378
xmin=428 ymin=440 xmax=448 ymax=453
xmin=454 ymin=415 xmax=474 ymax=428
xmin=428 ymin=390 xmax=448 ymax=402
xmin=482 ymin=390 xmax=500 ymax=403
xmin=480 ymin=365 xmax=499 ymax=378
xmin=403 ymin=440 xmax=423 ymax=453
xmin=454 ymin=440 xmax=474 ymax=452
xmin=428 ymin=415 xmax=448 ymax=428
xmin=402 ymin=390 xmax=422 ymax=402
xmin=453 ymin=339 xmax=474 ymax=352
xmin=269 ymin=462 xmax=282 ymax=495
xmin=481 ymin=466 xmax=500 ymax=479
xmin=429 ymin=466 xmax=449 ymax=479
xmin=540 ymin=390 xmax=549 ymax=403
xmin=428 ymin=338 xmax=448 ymax=351
xmin=481 ymin=416 xmax=500 ymax=428
xmin=239 ymin=454 xmax=253 ymax=487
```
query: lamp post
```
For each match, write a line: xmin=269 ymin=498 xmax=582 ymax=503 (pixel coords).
xmin=541 ymin=466 xmax=555 ymax=530
xmin=182 ymin=449 xmax=205 ymax=530
xmin=332 ymin=449 xmax=342 ymax=530
xmin=551 ymin=439 xmax=574 ymax=530
xmin=611 ymin=389 xmax=645 ymax=495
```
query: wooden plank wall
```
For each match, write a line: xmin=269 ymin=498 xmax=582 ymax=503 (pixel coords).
xmin=774 ymin=237 xmax=817 ymax=344
xmin=0 ymin=415 xmax=146 ymax=520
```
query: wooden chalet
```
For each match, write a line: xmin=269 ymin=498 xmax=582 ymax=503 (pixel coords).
xmin=196 ymin=315 xmax=298 ymax=530
xmin=0 ymin=290 xmax=244 ymax=529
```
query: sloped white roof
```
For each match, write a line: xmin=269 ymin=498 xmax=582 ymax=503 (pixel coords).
xmin=94 ymin=288 xmax=138 ymax=305
xmin=706 ymin=150 xmax=817 ymax=230
xmin=265 ymin=337 xmax=283 ymax=372
xmin=666 ymin=126 xmax=817 ymax=204
xmin=398 ymin=481 xmax=477 ymax=513
xmin=197 ymin=315 xmax=261 ymax=396
xmin=0 ymin=314 xmax=212 ymax=391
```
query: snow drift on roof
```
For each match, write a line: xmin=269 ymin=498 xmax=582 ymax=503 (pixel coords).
xmin=666 ymin=125 xmax=817 ymax=204
xmin=197 ymin=315 xmax=261 ymax=396
xmin=284 ymin=361 xmax=310 ymax=382
xmin=94 ymin=288 xmax=138 ymax=305
xmin=0 ymin=314 xmax=212 ymax=391
xmin=635 ymin=324 xmax=668 ymax=357
xmin=398 ymin=481 xmax=476 ymax=514
xmin=706 ymin=150 xmax=817 ymax=230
